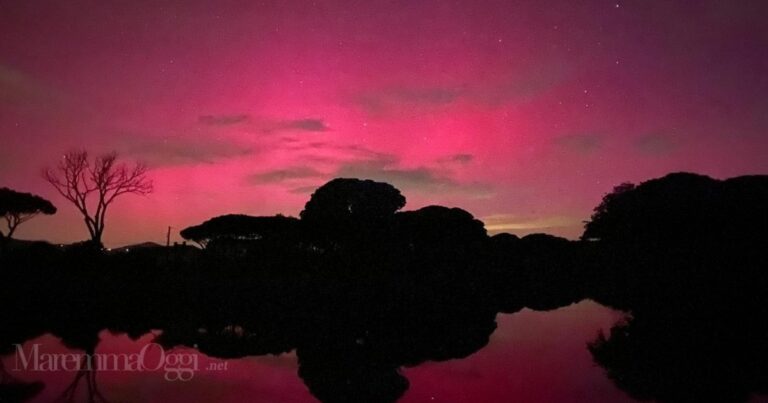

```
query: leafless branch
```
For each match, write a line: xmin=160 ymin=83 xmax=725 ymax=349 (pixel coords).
xmin=43 ymin=150 xmax=153 ymax=245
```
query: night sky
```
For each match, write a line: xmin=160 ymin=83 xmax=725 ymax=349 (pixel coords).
xmin=1 ymin=0 xmax=767 ymax=246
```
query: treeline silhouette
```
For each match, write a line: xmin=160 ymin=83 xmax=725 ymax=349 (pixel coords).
xmin=0 ymin=173 xmax=767 ymax=403
xmin=584 ymin=173 xmax=768 ymax=403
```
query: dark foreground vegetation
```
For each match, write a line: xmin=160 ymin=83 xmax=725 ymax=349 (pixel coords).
xmin=1 ymin=172 xmax=767 ymax=403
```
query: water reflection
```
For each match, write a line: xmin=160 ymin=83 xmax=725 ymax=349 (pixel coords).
xmin=1 ymin=173 xmax=767 ymax=402
xmin=3 ymin=302 xmax=630 ymax=403
xmin=583 ymin=173 xmax=768 ymax=403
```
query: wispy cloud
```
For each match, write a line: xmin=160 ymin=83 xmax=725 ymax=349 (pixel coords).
xmin=634 ymin=132 xmax=679 ymax=155
xmin=250 ymin=145 xmax=491 ymax=198
xmin=472 ymin=65 xmax=565 ymax=107
xmin=554 ymin=133 xmax=603 ymax=154
xmin=198 ymin=113 xmax=330 ymax=133
xmin=439 ymin=153 xmax=474 ymax=164
xmin=198 ymin=114 xmax=251 ymax=126
xmin=288 ymin=185 xmax=323 ymax=195
xmin=0 ymin=64 xmax=70 ymax=112
xmin=351 ymin=63 xmax=565 ymax=115
xmin=119 ymin=135 xmax=253 ymax=166
xmin=354 ymin=86 xmax=463 ymax=114
xmin=335 ymin=154 xmax=493 ymax=198
xmin=263 ymin=118 xmax=330 ymax=133
xmin=248 ymin=166 xmax=326 ymax=184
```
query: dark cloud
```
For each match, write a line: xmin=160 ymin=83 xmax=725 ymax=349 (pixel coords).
xmin=248 ymin=167 xmax=326 ymax=184
xmin=290 ymin=142 xmax=396 ymax=165
xmin=120 ymin=135 xmax=253 ymax=166
xmin=283 ymin=118 xmax=330 ymax=132
xmin=352 ymin=63 xmax=565 ymax=115
xmin=198 ymin=114 xmax=329 ymax=133
xmin=472 ymin=64 xmax=565 ymax=106
xmin=554 ymin=133 xmax=603 ymax=154
xmin=251 ymin=142 xmax=490 ymax=197
xmin=453 ymin=154 xmax=473 ymax=163
xmin=335 ymin=154 xmax=493 ymax=198
xmin=444 ymin=153 xmax=474 ymax=164
xmin=198 ymin=114 xmax=251 ymax=126
xmin=0 ymin=64 xmax=48 ymax=106
xmin=0 ymin=64 xmax=73 ymax=116
xmin=0 ymin=151 xmax=14 ymax=171
xmin=635 ymin=133 xmax=679 ymax=155
xmin=355 ymin=86 xmax=463 ymax=114
xmin=288 ymin=185 xmax=323 ymax=195
xmin=262 ymin=118 xmax=330 ymax=133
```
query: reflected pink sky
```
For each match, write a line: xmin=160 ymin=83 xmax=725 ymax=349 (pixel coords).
xmin=1 ymin=1 xmax=767 ymax=246
xmin=7 ymin=302 xmax=768 ymax=402
xmin=5 ymin=301 xmax=632 ymax=402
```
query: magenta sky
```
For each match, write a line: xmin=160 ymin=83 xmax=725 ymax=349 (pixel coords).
xmin=1 ymin=0 xmax=767 ymax=246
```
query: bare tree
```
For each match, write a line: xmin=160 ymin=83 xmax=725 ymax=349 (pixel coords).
xmin=44 ymin=151 xmax=152 ymax=246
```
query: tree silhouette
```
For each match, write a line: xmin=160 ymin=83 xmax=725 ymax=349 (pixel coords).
xmin=583 ymin=172 xmax=768 ymax=402
xmin=180 ymin=214 xmax=301 ymax=248
xmin=5 ymin=173 xmax=768 ymax=403
xmin=0 ymin=187 xmax=57 ymax=239
xmin=488 ymin=232 xmax=586 ymax=313
xmin=300 ymin=178 xmax=406 ymax=247
xmin=301 ymin=178 xmax=405 ymax=225
xmin=580 ymin=182 xmax=635 ymax=242
xmin=43 ymin=151 xmax=152 ymax=246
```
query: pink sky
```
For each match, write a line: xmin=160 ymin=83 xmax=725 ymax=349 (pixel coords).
xmin=1 ymin=0 xmax=767 ymax=246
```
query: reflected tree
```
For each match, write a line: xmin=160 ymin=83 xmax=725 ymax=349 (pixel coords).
xmin=584 ymin=172 xmax=768 ymax=403
xmin=2 ymin=173 xmax=768 ymax=403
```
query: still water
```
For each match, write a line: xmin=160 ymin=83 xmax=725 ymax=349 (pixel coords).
xmin=3 ymin=300 xmax=767 ymax=402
